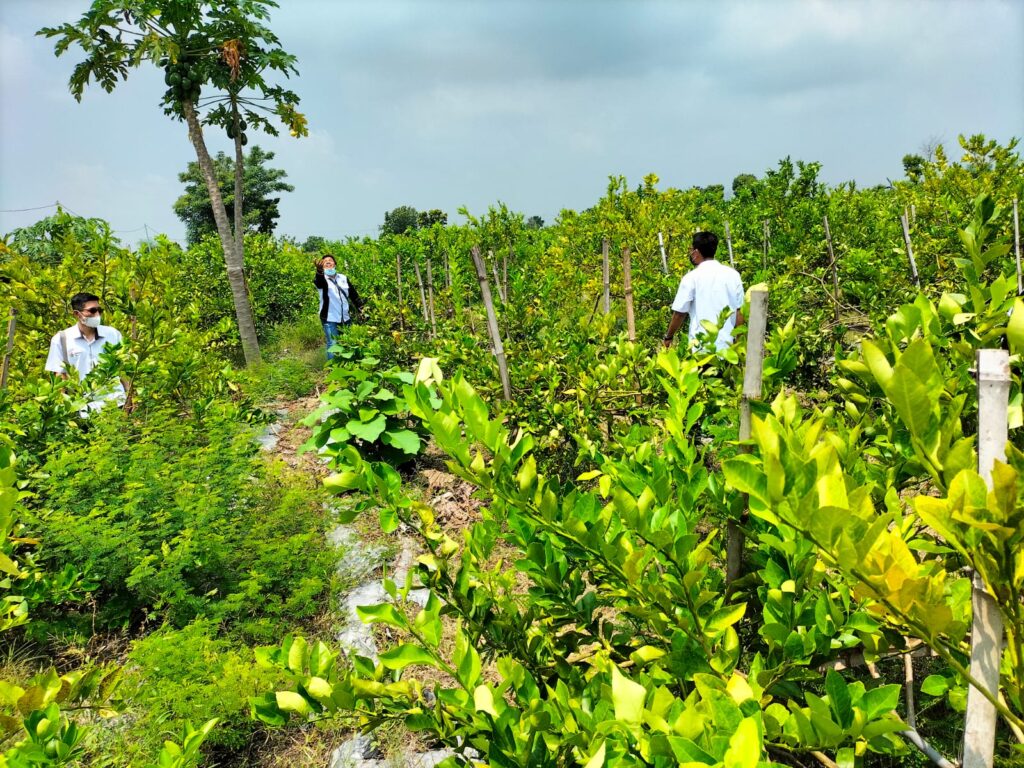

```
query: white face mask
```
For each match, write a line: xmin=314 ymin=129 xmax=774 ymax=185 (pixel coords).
xmin=82 ymin=315 xmax=102 ymax=329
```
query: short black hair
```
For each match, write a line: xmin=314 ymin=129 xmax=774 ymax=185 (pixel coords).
xmin=69 ymin=292 xmax=100 ymax=312
xmin=320 ymin=254 xmax=337 ymax=266
xmin=693 ymin=231 xmax=718 ymax=259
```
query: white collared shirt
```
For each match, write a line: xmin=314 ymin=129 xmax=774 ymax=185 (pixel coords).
xmin=671 ymin=259 xmax=744 ymax=351
xmin=45 ymin=324 xmax=126 ymax=407
xmin=319 ymin=274 xmax=351 ymax=323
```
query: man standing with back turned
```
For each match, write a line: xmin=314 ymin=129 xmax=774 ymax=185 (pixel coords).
xmin=663 ymin=231 xmax=744 ymax=351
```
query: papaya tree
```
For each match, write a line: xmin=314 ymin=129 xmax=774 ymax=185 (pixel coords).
xmin=38 ymin=0 xmax=309 ymax=365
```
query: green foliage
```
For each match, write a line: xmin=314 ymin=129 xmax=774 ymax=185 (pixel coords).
xmin=3 ymin=209 xmax=116 ymax=268
xmin=38 ymin=0 xmax=308 ymax=138
xmin=23 ymin=405 xmax=333 ymax=637
xmin=169 ymin=232 xmax=315 ymax=341
xmin=92 ymin=620 xmax=274 ymax=762
xmin=0 ymin=664 xmax=124 ymax=767
xmin=380 ymin=206 xmax=420 ymax=237
xmin=301 ymin=338 xmax=431 ymax=473
xmin=173 ymin=145 xmax=294 ymax=246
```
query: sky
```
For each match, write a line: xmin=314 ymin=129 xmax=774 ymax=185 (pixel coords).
xmin=1 ymin=0 xmax=1022 ymax=245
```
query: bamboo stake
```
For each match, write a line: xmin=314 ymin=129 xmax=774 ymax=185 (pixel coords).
xmin=488 ymin=250 xmax=505 ymax=304
xmin=503 ymin=246 xmax=510 ymax=305
xmin=726 ymin=287 xmax=768 ymax=584
xmin=963 ymin=349 xmax=1009 ymax=768
xmin=396 ymin=253 xmax=404 ymax=331
xmin=414 ymin=261 xmax=430 ymax=334
xmin=0 ymin=309 xmax=16 ymax=391
xmin=823 ymin=215 xmax=841 ymax=324
xmin=622 ymin=247 xmax=635 ymax=341
xmin=762 ymin=220 xmax=769 ymax=271
xmin=445 ymin=250 xmax=452 ymax=290
xmin=657 ymin=231 xmax=669 ymax=274
xmin=602 ymin=238 xmax=611 ymax=315
xmin=900 ymin=212 xmax=921 ymax=289
xmin=1013 ymin=196 xmax=1021 ymax=296
xmin=471 ymin=246 xmax=511 ymax=401
xmin=724 ymin=221 xmax=735 ymax=267
xmin=426 ymin=258 xmax=437 ymax=338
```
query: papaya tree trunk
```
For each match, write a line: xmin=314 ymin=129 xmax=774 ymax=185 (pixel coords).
xmin=181 ymin=99 xmax=261 ymax=365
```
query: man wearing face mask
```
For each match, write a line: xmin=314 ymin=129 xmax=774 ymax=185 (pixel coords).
xmin=663 ymin=231 xmax=744 ymax=352
xmin=314 ymin=254 xmax=362 ymax=360
xmin=45 ymin=292 xmax=126 ymax=409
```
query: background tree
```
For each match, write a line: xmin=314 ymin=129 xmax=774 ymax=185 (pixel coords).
xmin=4 ymin=207 xmax=116 ymax=267
xmin=173 ymin=145 xmax=293 ymax=246
xmin=731 ymin=173 xmax=758 ymax=198
xmin=40 ymin=0 xmax=309 ymax=366
xmin=903 ymin=153 xmax=926 ymax=183
xmin=380 ymin=206 xmax=419 ymax=236
xmin=525 ymin=215 xmax=544 ymax=230
xmin=300 ymin=235 xmax=327 ymax=253
xmin=416 ymin=209 xmax=447 ymax=229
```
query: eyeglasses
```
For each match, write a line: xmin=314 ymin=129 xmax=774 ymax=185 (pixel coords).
xmin=78 ymin=307 xmax=103 ymax=315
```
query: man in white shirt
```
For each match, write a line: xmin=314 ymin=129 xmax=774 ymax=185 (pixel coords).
xmin=45 ymin=292 xmax=126 ymax=410
xmin=663 ymin=231 xmax=744 ymax=351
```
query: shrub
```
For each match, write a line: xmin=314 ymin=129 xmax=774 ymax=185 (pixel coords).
xmin=170 ymin=233 xmax=315 ymax=340
xmin=23 ymin=405 xmax=334 ymax=638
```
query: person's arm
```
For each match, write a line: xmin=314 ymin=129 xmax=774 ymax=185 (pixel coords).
xmin=735 ymin=308 xmax=745 ymax=327
xmin=44 ymin=333 xmax=70 ymax=380
xmin=663 ymin=311 xmax=686 ymax=348
xmin=347 ymin=280 xmax=363 ymax=314
xmin=665 ymin=274 xmax=693 ymax=348
xmin=313 ymin=259 xmax=327 ymax=288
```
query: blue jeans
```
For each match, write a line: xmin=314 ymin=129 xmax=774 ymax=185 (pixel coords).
xmin=323 ymin=321 xmax=344 ymax=360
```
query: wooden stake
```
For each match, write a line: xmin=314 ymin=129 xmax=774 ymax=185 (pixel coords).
xmin=724 ymin=221 xmax=735 ymax=267
xmin=823 ymin=215 xmax=841 ymax=324
xmin=1013 ymin=196 xmax=1021 ymax=296
xmin=622 ymin=247 xmax=635 ymax=341
xmin=963 ymin=349 xmax=1009 ymax=768
xmin=900 ymin=212 xmax=921 ymax=289
xmin=0 ymin=309 xmax=16 ymax=391
xmin=471 ymin=246 xmax=511 ymax=401
xmin=426 ymin=258 xmax=437 ymax=338
xmin=657 ymin=231 xmax=669 ymax=274
xmin=727 ymin=287 xmax=768 ymax=584
xmin=910 ymin=203 xmax=916 ymax=226
xmin=414 ymin=261 xmax=430 ymax=334
xmin=602 ymin=238 xmax=611 ymax=315
xmin=444 ymin=250 xmax=452 ymax=290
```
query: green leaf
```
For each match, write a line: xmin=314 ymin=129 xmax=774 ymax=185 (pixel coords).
xmin=706 ymin=602 xmax=746 ymax=635
xmin=275 ymin=690 xmax=311 ymax=716
xmin=381 ymin=429 xmax=421 ymax=455
xmin=1008 ymin=298 xmax=1024 ymax=355
xmin=723 ymin=715 xmax=761 ymax=768
xmin=824 ymin=670 xmax=853 ymax=728
xmin=583 ymin=740 xmax=606 ymax=768
xmin=861 ymin=684 xmax=901 ymax=720
xmin=356 ymin=603 xmax=409 ymax=630
xmin=378 ymin=644 xmax=439 ymax=671
xmin=920 ymin=675 xmax=950 ymax=697
xmin=347 ymin=414 xmax=387 ymax=442
xmin=611 ymin=666 xmax=646 ymax=725
xmin=453 ymin=630 xmax=481 ymax=688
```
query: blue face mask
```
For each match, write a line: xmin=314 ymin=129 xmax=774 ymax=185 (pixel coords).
xmin=324 ymin=268 xmax=337 ymax=277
